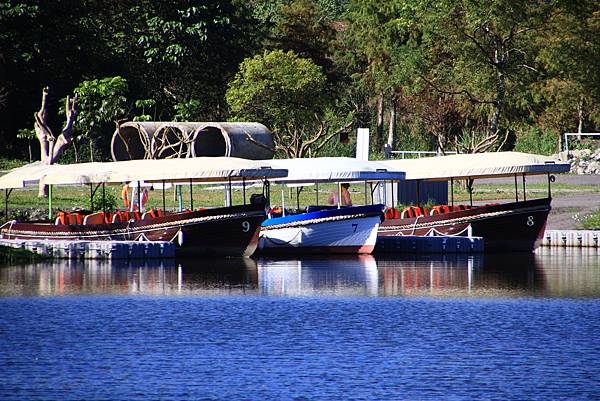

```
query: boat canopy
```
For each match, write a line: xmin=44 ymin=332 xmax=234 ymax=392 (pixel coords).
xmin=0 ymin=157 xmax=288 ymax=189
xmin=380 ymin=152 xmax=570 ymax=181
xmin=258 ymin=157 xmax=406 ymax=184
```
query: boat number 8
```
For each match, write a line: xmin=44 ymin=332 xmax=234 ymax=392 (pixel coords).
xmin=242 ymin=221 xmax=250 ymax=232
xmin=526 ymin=216 xmax=534 ymax=227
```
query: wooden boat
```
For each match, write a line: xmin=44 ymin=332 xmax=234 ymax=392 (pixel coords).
xmin=253 ymin=157 xmax=405 ymax=254
xmin=378 ymin=152 xmax=571 ymax=252
xmin=0 ymin=157 xmax=287 ymax=257
xmin=258 ymin=204 xmax=385 ymax=254
xmin=378 ymin=198 xmax=551 ymax=251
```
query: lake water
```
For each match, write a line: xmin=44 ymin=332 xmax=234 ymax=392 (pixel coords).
xmin=1 ymin=249 xmax=599 ymax=400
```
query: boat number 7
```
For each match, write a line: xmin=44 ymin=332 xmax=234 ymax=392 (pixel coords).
xmin=242 ymin=221 xmax=250 ymax=232
xmin=526 ymin=216 xmax=534 ymax=227
xmin=352 ymin=223 xmax=358 ymax=233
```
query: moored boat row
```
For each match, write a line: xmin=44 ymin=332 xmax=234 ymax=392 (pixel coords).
xmin=0 ymin=152 xmax=570 ymax=257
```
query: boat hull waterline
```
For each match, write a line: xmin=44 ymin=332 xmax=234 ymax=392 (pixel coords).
xmin=378 ymin=198 xmax=551 ymax=252
xmin=258 ymin=205 xmax=385 ymax=254
xmin=0 ymin=204 xmax=265 ymax=257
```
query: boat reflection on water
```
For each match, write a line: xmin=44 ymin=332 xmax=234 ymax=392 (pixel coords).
xmin=0 ymin=258 xmax=259 ymax=297
xmin=256 ymin=256 xmax=379 ymax=296
xmin=1 ymin=249 xmax=600 ymax=297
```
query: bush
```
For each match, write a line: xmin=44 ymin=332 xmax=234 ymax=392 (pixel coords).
xmin=514 ymin=128 xmax=557 ymax=155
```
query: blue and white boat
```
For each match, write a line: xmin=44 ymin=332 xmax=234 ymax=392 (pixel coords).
xmin=255 ymin=158 xmax=405 ymax=254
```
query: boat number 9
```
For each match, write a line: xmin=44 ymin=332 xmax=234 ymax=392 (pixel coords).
xmin=242 ymin=221 xmax=250 ymax=232
xmin=526 ymin=216 xmax=534 ymax=227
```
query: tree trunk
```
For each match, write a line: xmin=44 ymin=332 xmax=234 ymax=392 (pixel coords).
xmin=89 ymin=140 xmax=94 ymax=162
xmin=34 ymin=87 xmax=78 ymax=197
xmin=376 ymin=93 xmax=384 ymax=150
xmin=73 ymin=138 xmax=79 ymax=163
xmin=577 ymin=97 xmax=584 ymax=139
xmin=386 ymin=99 xmax=396 ymax=150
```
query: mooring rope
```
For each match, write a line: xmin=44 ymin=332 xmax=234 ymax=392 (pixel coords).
xmin=0 ymin=211 xmax=259 ymax=240
xmin=380 ymin=205 xmax=546 ymax=232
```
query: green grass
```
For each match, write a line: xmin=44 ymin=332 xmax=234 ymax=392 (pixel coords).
xmin=0 ymin=245 xmax=49 ymax=263
xmin=1 ymin=182 xmax=371 ymax=221
xmin=453 ymin=183 xmax=600 ymax=202
xmin=0 ymin=157 xmax=29 ymax=171
xmin=577 ymin=209 xmax=600 ymax=230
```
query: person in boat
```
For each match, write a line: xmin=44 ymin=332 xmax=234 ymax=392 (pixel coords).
xmin=327 ymin=183 xmax=352 ymax=206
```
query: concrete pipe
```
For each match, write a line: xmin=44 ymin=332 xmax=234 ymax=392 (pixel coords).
xmin=189 ymin=122 xmax=275 ymax=160
xmin=111 ymin=122 xmax=163 ymax=161
xmin=112 ymin=121 xmax=275 ymax=161
xmin=150 ymin=123 xmax=194 ymax=159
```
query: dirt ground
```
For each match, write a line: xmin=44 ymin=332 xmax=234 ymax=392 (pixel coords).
xmin=478 ymin=174 xmax=600 ymax=230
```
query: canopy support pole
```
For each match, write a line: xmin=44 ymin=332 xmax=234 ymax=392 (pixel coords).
xmin=364 ymin=181 xmax=368 ymax=205
xmin=370 ymin=183 xmax=375 ymax=205
xmin=264 ymin=179 xmax=271 ymax=207
xmin=242 ymin=178 xmax=246 ymax=205
xmin=5 ymin=189 xmax=13 ymax=220
xmin=296 ymin=187 xmax=301 ymax=210
xmin=48 ymin=185 xmax=52 ymax=220
xmin=416 ymin=180 xmax=421 ymax=207
xmin=547 ymin=173 xmax=552 ymax=198
xmin=89 ymin=183 xmax=102 ymax=211
xmin=315 ymin=182 xmax=319 ymax=205
xmin=514 ymin=174 xmax=519 ymax=202
xmin=178 ymin=186 xmax=183 ymax=212
xmin=162 ymin=180 xmax=166 ymax=212
xmin=280 ymin=183 xmax=286 ymax=216
xmin=522 ymin=174 xmax=527 ymax=201
xmin=337 ymin=183 xmax=341 ymax=209
xmin=391 ymin=181 xmax=395 ymax=209
xmin=189 ymin=179 xmax=193 ymax=210
xmin=468 ymin=178 xmax=473 ymax=207
xmin=90 ymin=184 xmax=94 ymax=211
xmin=450 ymin=178 xmax=454 ymax=207
xmin=228 ymin=177 xmax=232 ymax=207
xmin=137 ymin=181 xmax=141 ymax=212
xmin=102 ymin=183 xmax=106 ymax=214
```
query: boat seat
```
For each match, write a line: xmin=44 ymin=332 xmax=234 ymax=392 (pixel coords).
xmin=400 ymin=206 xmax=429 ymax=219
xmin=430 ymin=205 xmax=452 ymax=215
xmin=384 ymin=207 xmax=399 ymax=219
xmin=83 ymin=212 xmax=105 ymax=225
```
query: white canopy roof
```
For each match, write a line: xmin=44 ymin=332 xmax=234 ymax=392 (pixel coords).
xmin=258 ymin=157 xmax=406 ymax=183
xmin=0 ymin=157 xmax=288 ymax=189
xmin=380 ymin=152 xmax=570 ymax=181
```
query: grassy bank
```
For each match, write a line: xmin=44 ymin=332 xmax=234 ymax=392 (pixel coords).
xmin=0 ymin=245 xmax=49 ymax=263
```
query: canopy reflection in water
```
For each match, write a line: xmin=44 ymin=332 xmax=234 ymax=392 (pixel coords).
xmin=2 ymin=249 xmax=600 ymax=298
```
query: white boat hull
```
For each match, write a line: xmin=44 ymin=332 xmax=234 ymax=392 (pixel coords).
xmin=258 ymin=215 xmax=381 ymax=254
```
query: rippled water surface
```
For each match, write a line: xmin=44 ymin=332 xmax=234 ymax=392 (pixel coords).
xmin=1 ymin=249 xmax=600 ymax=400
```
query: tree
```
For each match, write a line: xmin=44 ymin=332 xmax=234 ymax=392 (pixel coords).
xmin=73 ymin=76 xmax=129 ymax=162
xmin=34 ymin=87 xmax=77 ymax=196
xmin=531 ymin=3 xmax=600 ymax=148
xmin=226 ymin=49 xmax=353 ymax=158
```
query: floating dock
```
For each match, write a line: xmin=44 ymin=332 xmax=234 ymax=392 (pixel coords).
xmin=375 ymin=235 xmax=484 ymax=254
xmin=541 ymin=230 xmax=600 ymax=248
xmin=0 ymin=239 xmax=175 ymax=260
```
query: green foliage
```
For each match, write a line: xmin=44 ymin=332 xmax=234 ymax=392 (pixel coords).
xmin=228 ymin=49 xmax=327 ymax=125
xmin=578 ymin=209 xmax=600 ymax=230
xmin=72 ymin=76 xmax=129 ymax=160
xmin=514 ymin=128 xmax=558 ymax=155
xmin=227 ymin=49 xmax=347 ymax=157
xmin=133 ymin=99 xmax=156 ymax=122
xmin=86 ymin=191 xmax=119 ymax=212
xmin=174 ymin=99 xmax=203 ymax=122
xmin=16 ymin=128 xmax=35 ymax=140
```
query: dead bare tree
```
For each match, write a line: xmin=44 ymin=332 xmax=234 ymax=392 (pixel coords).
xmin=34 ymin=87 xmax=78 ymax=196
